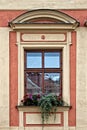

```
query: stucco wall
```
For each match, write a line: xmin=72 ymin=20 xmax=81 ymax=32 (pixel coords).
xmin=76 ymin=27 xmax=87 ymax=129
xmin=0 ymin=8 xmax=87 ymax=130
xmin=0 ymin=0 xmax=87 ymax=9
xmin=0 ymin=28 xmax=9 ymax=127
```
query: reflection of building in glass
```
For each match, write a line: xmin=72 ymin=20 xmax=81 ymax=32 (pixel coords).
xmin=26 ymin=72 xmax=60 ymax=95
xmin=26 ymin=73 xmax=42 ymax=94
xmin=44 ymin=73 xmax=60 ymax=96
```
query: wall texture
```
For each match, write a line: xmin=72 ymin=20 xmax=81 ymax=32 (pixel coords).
xmin=0 ymin=0 xmax=87 ymax=9
xmin=0 ymin=1 xmax=87 ymax=130
xmin=0 ymin=28 xmax=9 ymax=127
xmin=76 ymin=27 xmax=87 ymax=129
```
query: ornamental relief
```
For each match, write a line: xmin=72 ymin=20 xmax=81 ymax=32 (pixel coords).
xmin=21 ymin=33 xmax=67 ymax=42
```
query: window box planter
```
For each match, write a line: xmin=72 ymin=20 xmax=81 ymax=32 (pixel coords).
xmin=16 ymin=94 xmax=71 ymax=125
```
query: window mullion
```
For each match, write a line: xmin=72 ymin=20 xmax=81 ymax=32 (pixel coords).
xmin=42 ymin=69 xmax=45 ymax=93
xmin=42 ymin=51 xmax=45 ymax=93
xmin=42 ymin=51 xmax=44 ymax=68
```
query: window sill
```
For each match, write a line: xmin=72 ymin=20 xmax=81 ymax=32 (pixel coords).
xmin=16 ymin=105 xmax=72 ymax=112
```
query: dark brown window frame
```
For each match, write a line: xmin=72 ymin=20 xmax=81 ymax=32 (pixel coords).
xmin=24 ymin=49 xmax=63 ymax=97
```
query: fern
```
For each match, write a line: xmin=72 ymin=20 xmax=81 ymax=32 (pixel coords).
xmin=38 ymin=94 xmax=58 ymax=125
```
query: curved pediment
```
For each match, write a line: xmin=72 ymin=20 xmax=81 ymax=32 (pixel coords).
xmin=9 ymin=9 xmax=79 ymax=30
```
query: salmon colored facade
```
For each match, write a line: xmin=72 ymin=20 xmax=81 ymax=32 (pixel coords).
xmin=0 ymin=1 xmax=87 ymax=130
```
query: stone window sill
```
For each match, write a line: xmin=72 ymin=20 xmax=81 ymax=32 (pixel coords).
xmin=16 ymin=105 xmax=72 ymax=112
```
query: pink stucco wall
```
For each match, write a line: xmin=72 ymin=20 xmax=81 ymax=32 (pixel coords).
xmin=0 ymin=10 xmax=26 ymax=27
xmin=69 ymin=31 xmax=76 ymax=126
xmin=9 ymin=31 xmax=19 ymax=126
xmin=61 ymin=10 xmax=87 ymax=26
xmin=0 ymin=10 xmax=87 ymax=27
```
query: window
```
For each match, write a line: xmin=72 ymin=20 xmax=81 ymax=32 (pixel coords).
xmin=24 ymin=50 xmax=62 ymax=97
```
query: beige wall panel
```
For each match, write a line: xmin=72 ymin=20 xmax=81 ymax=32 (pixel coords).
xmin=76 ymin=27 xmax=87 ymax=127
xmin=0 ymin=28 xmax=9 ymax=126
xmin=0 ymin=127 xmax=12 ymax=130
xmin=26 ymin=113 xmax=61 ymax=124
xmin=69 ymin=127 xmax=75 ymax=130
xmin=0 ymin=107 xmax=9 ymax=126
xmin=24 ymin=127 xmax=63 ymax=130
xmin=0 ymin=0 xmax=87 ymax=10
xmin=22 ymin=33 xmax=65 ymax=42
xmin=76 ymin=127 xmax=87 ymax=130
xmin=1 ymin=126 xmax=85 ymax=130
xmin=1 ymin=127 xmax=87 ymax=130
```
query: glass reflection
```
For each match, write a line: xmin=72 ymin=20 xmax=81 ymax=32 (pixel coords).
xmin=26 ymin=52 xmax=42 ymax=68
xmin=26 ymin=72 xmax=42 ymax=95
xmin=44 ymin=73 xmax=61 ymax=96
xmin=45 ymin=52 xmax=60 ymax=68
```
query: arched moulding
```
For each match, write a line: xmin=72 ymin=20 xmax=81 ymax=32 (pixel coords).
xmin=84 ymin=21 xmax=87 ymax=26
xmin=9 ymin=9 xmax=79 ymax=30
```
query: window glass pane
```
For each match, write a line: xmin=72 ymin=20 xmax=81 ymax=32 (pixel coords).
xmin=44 ymin=73 xmax=61 ymax=96
xmin=26 ymin=52 xmax=42 ymax=68
xmin=25 ymin=72 xmax=42 ymax=95
xmin=44 ymin=52 xmax=60 ymax=68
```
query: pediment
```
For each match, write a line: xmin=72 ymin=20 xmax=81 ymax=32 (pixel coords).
xmin=9 ymin=9 xmax=79 ymax=30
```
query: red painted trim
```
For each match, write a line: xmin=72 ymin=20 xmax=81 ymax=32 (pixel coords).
xmin=24 ymin=112 xmax=63 ymax=127
xmin=9 ymin=31 xmax=19 ymax=126
xmin=61 ymin=10 xmax=87 ymax=27
xmin=0 ymin=10 xmax=87 ymax=27
xmin=0 ymin=10 xmax=26 ymax=27
xmin=69 ymin=31 xmax=76 ymax=126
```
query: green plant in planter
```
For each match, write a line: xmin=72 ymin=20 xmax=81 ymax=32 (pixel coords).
xmin=38 ymin=93 xmax=64 ymax=125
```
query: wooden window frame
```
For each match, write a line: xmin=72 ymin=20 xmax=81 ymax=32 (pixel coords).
xmin=24 ymin=49 xmax=63 ymax=97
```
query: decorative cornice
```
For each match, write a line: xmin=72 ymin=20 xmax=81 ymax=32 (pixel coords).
xmin=84 ymin=21 xmax=87 ymax=27
xmin=9 ymin=23 xmax=79 ymax=31
xmin=9 ymin=9 xmax=79 ymax=31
